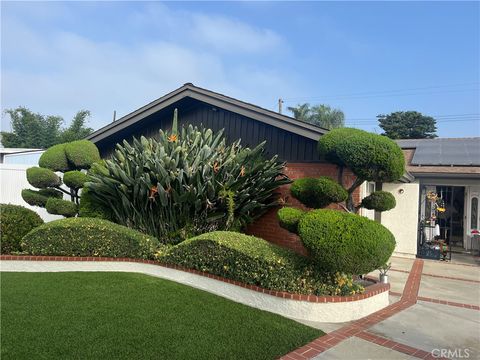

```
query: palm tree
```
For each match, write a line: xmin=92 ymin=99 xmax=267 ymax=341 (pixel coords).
xmin=287 ymin=103 xmax=311 ymax=122
xmin=288 ymin=103 xmax=345 ymax=129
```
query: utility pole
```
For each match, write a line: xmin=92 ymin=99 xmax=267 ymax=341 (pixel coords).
xmin=112 ymin=110 xmax=116 ymax=122
xmin=278 ymin=98 xmax=284 ymax=114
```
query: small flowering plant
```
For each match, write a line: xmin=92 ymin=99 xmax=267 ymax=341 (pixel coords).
xmin=378 ymin=262 xmax=391 ymax=276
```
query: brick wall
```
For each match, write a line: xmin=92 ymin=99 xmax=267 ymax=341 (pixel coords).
xmin=246 ymin=162 xmax=361 ymax=255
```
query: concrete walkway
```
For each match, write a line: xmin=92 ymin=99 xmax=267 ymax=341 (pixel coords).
xmin=1 ymin=256 xmax=479 ymax=360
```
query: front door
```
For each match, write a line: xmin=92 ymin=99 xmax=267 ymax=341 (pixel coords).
xmin=465 ymin=187 xmax=480 ymax=250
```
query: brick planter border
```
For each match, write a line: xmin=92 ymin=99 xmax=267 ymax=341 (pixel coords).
xmin=0 ymin=255 xmax=389 ymax=304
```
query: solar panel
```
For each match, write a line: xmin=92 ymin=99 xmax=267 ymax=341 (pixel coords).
xmin=409 ymin=138 xmax=480 ymax=166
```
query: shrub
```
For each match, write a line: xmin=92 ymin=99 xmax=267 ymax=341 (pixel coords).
xmin=159 ymin=231 xmax=363 ymax=296
xmin=39 ymin=143 xmax=69 ymax=172
xmin=63 ymin=171 xmax=88 ymax=190
xmin=64 ymin=140 xmax=101 ymax=170
xmin=22 ymin=217 xmax=158 ymax=259
xmin=298 ymin=209 xmax=396 ymax=274
xmin=278 ymin=207 xmax=304 ymax=233
xmin=22 ymin=189 xmax=63 ymax=207
xmin=290 ymin=177 xmax=348 ymax=208
xmin=361 ymin=191 xmax=396 ymax=212
xmin=26 ymin=167 xmax=61 ymax=188
xmin=78 ymin=187 xmax=113 ymax=220
xmin=86 ymin=111 xmax=290 ymax=243
xmin=45 ymin=198 xmax=78 ymax=218
xmin=0 ymin=204 xmax=43 ymax=254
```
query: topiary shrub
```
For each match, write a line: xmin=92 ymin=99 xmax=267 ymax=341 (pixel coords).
xmin=290 ymin=177 xmax=348 ymax=208
xmin=0 ymin=204 xmax=43 ymax=254
xmin=22 ymin=189 xmax=63 ymax=207
xmin=45 ymin=198 xmax=78 ymax=218
xmin=64 ymin=140 xmax=101 ymax=170
xmin=39 ymin=143 xmax=69 ymax=172
xmin=361 ymin=191 xmax=396 ymax=212
xmin=278 ymin=207 xmax=304 ymax=233
xmin=159 ymin=231 xmax=363 ymax=296
xmin=298 ymin=209 xmax=396 ymax=274
xmin=63 ymin=171 xmax=88 ymax=190
xmin=78 ymin=187 xmax=113 ymax=220
xmin=22 ymin=217 xmax=158 ymax=259
xmin=26 ymin=167 xmax=61 ymax=188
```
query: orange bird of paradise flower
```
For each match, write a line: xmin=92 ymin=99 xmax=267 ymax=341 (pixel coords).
xmin=240 ymin=166 xmax=246 ymax=177
xmin=168 ymin=134 xmax=178 ymax=142
xmin=148 ymin=186 xmax=158 ymax=200
xmin=213 ymin=162 xmax=220 ymax=173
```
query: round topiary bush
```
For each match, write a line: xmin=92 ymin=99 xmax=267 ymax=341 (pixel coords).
xmin=22 ymin=189 xmax=63 ymax=207
xmin=290 ymin=177 xmax=348 ymax=208
xmin=26 ymin=167 xmax=61 ymax=189
xmin=0 ymin=204 xmax=43 ymax=254
xmin=298 ymin=209 xmax=396 ymax=274
xmin=38 ymin=143 xmax=69 ymax=172
xmin=22 ymin=217 xmax=159 ymax=259
xmin=361 ymin=191 xmax=396 ymax=212
xmin=65 ymin=140 xmax=101 ymax=169
xmin=277 ymin=207 xmax=304 ymax=233
xmin=45 ymin=198 xmax=78 ymax=218
xmin=63 ymin=170 xmax=88 ymax=190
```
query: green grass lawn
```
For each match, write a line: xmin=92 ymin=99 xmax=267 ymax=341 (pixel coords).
xmin=1 ymin=272 xmax=323 ymax=359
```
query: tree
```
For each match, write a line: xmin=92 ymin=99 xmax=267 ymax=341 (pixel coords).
xmin=21 ymin=140 xmax=101 ymax=218
xmin=1 ymin=107 xmax=94 ymax=148
xmin=287 ymin=103 xmax=345 ymax=129
xmin=377 ymin=111 xmax=437 ymax=139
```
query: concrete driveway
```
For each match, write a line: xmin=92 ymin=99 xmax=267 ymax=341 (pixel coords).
xmin=283 ymin=256 xmax=480 ymax=360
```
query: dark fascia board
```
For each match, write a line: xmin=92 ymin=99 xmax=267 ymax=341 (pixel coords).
xmin=411 ymin=172 xmax=480 ymax=180
xmin=399 ymin=172 xmax=415 ymax=183
xmin=87 ymin=84 xmax=327 ymax=143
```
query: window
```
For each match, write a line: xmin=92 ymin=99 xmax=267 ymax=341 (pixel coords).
xmin=471 ymin=197 xmax=478 ymax=230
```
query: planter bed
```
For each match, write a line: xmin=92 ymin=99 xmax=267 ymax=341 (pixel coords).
xmin=0 ymin=255 xmax=390 ymax=323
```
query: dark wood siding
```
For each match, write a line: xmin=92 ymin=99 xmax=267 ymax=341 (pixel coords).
xmin=96 ymin=100 xmax=321 ymax=162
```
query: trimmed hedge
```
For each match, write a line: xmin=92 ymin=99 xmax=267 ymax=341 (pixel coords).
xmin=159 ymin=231 xmax=363 ymax=296
xmin=45 ymin=198 xmax=78 ymax=218
xmin=64 ymin=140 xmax=101 ymax=170
xmin=26 ymin=167 xmax=61 ymax=189
xmin=290 ymin=177 xmax=348 ymax=208
xmin=39 ymin=143 xmax=69 ymax=172
xmin=63 ymin=170 xmax=88 ymax=190
xmin=298 ymin=209 xmax=395 ymax=275
xmin=361 ymin=191 xmax=396 ymax=212
xmin=278 ymin=207 xmax=304 ymax=233
xmin=22 ymin=189 xmax=63 ymax=207
xmin=0 ymin=204 xmax=43 ymax=254
xmin=22 ymin=217 xmax=158 ymax=259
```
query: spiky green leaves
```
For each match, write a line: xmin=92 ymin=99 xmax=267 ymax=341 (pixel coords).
xmin=26 ymin=167 xmax=61 ymax=188
xmin=361 ymin=191 xmax=396 ymax=212
xmin=290 ymin=177 xmax=348 ymax=209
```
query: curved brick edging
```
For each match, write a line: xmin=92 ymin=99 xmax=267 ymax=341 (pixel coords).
xmin=0 ymin=255 xmax=390 ymax=323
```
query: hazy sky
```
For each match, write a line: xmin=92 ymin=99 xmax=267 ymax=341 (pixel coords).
xmin=2 ymin=1 xmax=479 ymax=137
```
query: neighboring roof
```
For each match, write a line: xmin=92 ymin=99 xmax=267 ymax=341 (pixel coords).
xmin=396 ymin=137 xmax=480 ymax=166
xmin=87 ymin=83 xmax=328 ymax=144
xmin=0 ymin=148 xmax=43 ymax=154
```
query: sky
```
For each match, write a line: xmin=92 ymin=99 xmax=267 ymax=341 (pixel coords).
xmin=1 ymin=1 xmax=479 ymax=137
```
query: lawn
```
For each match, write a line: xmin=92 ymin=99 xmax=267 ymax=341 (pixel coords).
xmin=0 ymin=272 xmax=323 ymax=359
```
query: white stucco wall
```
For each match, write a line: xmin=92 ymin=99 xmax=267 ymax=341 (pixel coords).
xmin=381 ymin=182 xmax=420 ymax=258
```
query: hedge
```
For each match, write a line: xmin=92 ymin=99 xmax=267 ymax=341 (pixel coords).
xmin=65 ymin=140 xmax=101 ymax=170
xmin=298 ymin=209 xmax=396 ymax=275
xmin=159 ymin=231 xmax=363 ymax=296
xmin=45 ymin=198 xmax=78 ymax=218
xmin=38 ymin=143 xmax=69 ymax=172
xmin=22 ymin=217 xmax=159 ymax=259
xmin=78 ymin=187 xmax=113 ymax=220
xmin=277 ymin=207 xmax=304 ymax=233
xmin=22 ymin=189 xmax=63 ymax=207
xmin=26 ymin=167 xmax=61 ymax=189
xmin=63 ymin=170 xmax=88 ymax=190
xmin=361 ymin=191 xmax=396 ymax=212
xmin=0 ymin=204 xmax=43 ymax=254
xmin=290 ymin=177 xmax=348 ymax=208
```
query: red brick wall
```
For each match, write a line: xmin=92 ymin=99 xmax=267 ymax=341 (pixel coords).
xmin=246 ymin=162 xmax=361 ymax=255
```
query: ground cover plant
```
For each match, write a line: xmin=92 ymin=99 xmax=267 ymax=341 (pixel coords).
xmin=85 ymin=110 xmax=290 ymax=243
xmin=22 ymin=139 xmax=100 ymax=217
xmin=0 ymin=204 xmax=43 ymax=254
xmin=0 ymin=272 xmax=323 ymax=360
xmin=22 ymin=217 xmax=158 ymax=259
xmin=159 ymin=231 xmax=363 ymax=296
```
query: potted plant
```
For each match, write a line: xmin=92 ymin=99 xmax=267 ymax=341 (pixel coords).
xmin=378 ymin=263 xmax=391 ymax=284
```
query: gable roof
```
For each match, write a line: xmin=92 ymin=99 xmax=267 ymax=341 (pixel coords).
xmin=87 ymin=83 xmax=328 ymax=144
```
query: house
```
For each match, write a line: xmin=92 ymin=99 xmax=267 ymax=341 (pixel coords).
xmin=364 ymin=138 xmax=480 ymax=260
xmin=87 ymin=83 xmax=361 ymax=254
